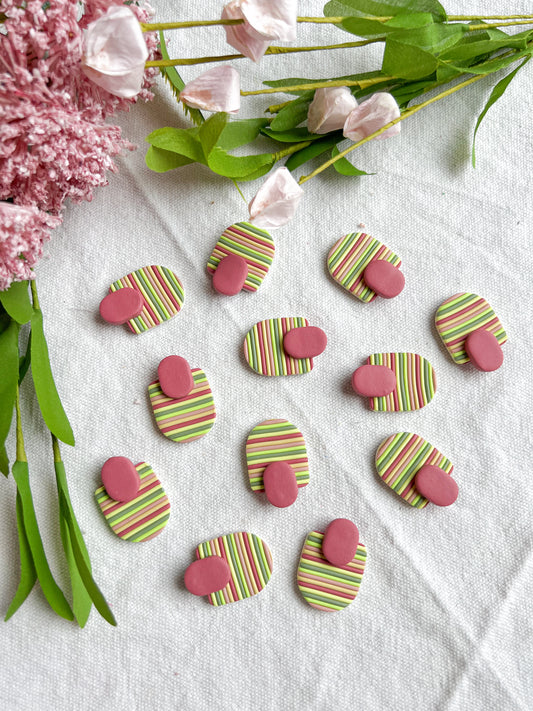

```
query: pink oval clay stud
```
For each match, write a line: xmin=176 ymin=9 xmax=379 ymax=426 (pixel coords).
xmin=363 ymin=260 xmax=405 ymax=299
xmin=415 ymin=464 xmax=458 ymax=507
xmin=283 ymin=326 xmax=327 ymax=360
xmin=352 ymin=364 xmax=397 ymax=397
xmin=101 ymin=456 xmax=141 ymax=503
xmin=99 ymin=288 xmax=144 ymax=325
xmin=184 ymin=556 xmax=232 ymax=596
xmin=322 ymin=518 xmax=360 ymax=567
xmin=212 ymin=253 xmax=249 ymax=296
xmin=464 ymin=329 xmax=504 ymax=372
xmin=263 ymin=461 xmax=298 ymax=508
xmin=158 ymin=355 xmax=194 ymax=400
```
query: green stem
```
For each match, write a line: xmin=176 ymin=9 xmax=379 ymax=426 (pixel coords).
xmin=273 ymin=141 xmax=313 ymax=162
xmin=30 ymin=280 xmax=40 ymax=310
xmin=141 ymin=14 xmax=533 ymax=31
xmin=146 ymin=38 xmax=379 ymax=68
xmin=298 ymin=74 xmax=486 ymax=184
xmin=15 ymin=385 xmax=26 ymax=463
xmin=241 ymin=75 xmax=393 ymax=96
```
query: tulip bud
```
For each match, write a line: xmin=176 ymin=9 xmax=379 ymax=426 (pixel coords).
xmin=222 ymin=0 xmax=297 ymax=62
xmin=248 ymin=167 xmax=303 ymax=230
xmin=180 ymin=66 xmax=241 ymax=113
xmin=307 ymin=87 xmax=358 ymax=134
xmin=343 ymin=93 xmax=401 ymax=142
xmin=81 ymin=6 xmax=149 ymax=99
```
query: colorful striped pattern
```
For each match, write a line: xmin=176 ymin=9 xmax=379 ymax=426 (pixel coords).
xmin=327 ymin=232 xmax=401 ymax=303
xmin=244 ymin=318 xmax=313 ymax=376
xmin=196 ymin=532 xmax=273 ymax=606
xmin=366 ymin=352 xmax=436 ymax=412
xmin=435 ymin=292 xmax=507 ymax=364
xmin=95 ymin=462 xmax=170 ymax=541
xmin=207 ymin=222 xmax=275 ymax=292
xmin=245 ymin=419 xmax=309 ymax=492
xmin=148 ymin=368 xmax=215 ymax=443
xmin=375 ymin=432 xmax=453 ymax=508
xmin=109 ymin=265 xmax=184 ymax=334
xmin=297 ymin=531 xmax=367 ymax=612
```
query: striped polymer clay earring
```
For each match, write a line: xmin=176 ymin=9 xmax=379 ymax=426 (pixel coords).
xmin=435 ymin=293 xmax=506 ymax=372
xmin=207 ymin=222 xmax=275 ymax=296
xmin=351 ymin=352 xmax=437 ymax=411
xmin=99 ymin=265 xmax=184 ymax=333
xmin=184 ymin=532 xmax=273 ymax=605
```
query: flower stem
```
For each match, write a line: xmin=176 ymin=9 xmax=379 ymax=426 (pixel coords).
xmin=298 ymin=74 xmax=486 ymax=184
xmin=141 ymin=15 xmax=533 ymax=31
xmin=30 ymin=280 xmax=40 ymax=310
xmin=273 ymin=141 xmax=313 ymax=162
xmin=15 ymin=385 xmax=27 ymax=463
xmin=241 ymin=75 xmax=393 ymax=97
xmin=146 ymin=39 xmax=380 ymax=68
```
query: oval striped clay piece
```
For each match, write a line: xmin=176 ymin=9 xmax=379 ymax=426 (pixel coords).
xmin=375 ymin=432 xmax=454 ymax=508
xmin=363 ymin=353 xmax=436 ymax=411
xmin=243 ymin=317 xmax=315 ymax=376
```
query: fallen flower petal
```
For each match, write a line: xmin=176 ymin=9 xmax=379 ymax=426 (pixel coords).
xmin=180 ymin=66 xmax=241 ymax=113
xmin=222 ymin=1 xmax=271 ymax=62
xmin=308 ymin=87 xmax=358 ymax=134
xmin=82 ymin=6 xmax=149 ymax=98
xmin=343 ymin=93 xmax=401 ymax=142
xmin=249 ymin=167 xmax=303 ymax=229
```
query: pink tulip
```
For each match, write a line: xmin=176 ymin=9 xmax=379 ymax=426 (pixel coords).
xmin=343 ymin=93 xmax=401 ymax=142
xmin=81 ymin=6 xmax=149 ymax=99
xmin=248 ymin=167 xmax=303 ymax=230
xmin=222 ymin=0 xmax=297 ymax=63
xmin=180 ymin=66 xmax=241 ymax=113
xmin=307 ymin=87 xmax=358 ymax=134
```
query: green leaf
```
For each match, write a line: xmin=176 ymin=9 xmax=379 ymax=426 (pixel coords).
xmin=55 ymin=459 xmax=92 ymax=628
xmin=261 ymin=127 xmax=324 ymax=143
xmin=4 ymin=491 xmax=37 ymax=621
xmin=158 ymin=31 xmax=204 ymax=127
xmin=0 ymin=319 xmax=19 ymax=452
xmin=331 ymin=146 xmax=373 ymax=175
xmin=60 ymin=491 xmax=116 ymax=626
xmin=198 ymin=112 xmax=229 ymax=156
xmin=11 ymin=460 xmax=74 ymax=620
xmin=207 ymin=148 xmax=274 ymax=179
xmin=472 ymin=56 xmax=531 ymax=167
xmin=218 ymin=118 xmax=269 ymax=150
xmin=323 ymin=1 xmax=446 ymax=23
xmin=270 ymin=92 xmax=314 ymax=131
xmin=145 ymin=127 xmax=205 ymax=163
xmin=383 ymin=37 xmax=438 ymax=78
xmin=341 ymin=12 xmax=434 ymax=39
xmin=30 ymin=307 xmax=75 ymax=446
xmin=0 ymin=281 xmax=33 ymax=324
xmin=145 ymin=145 xmax=195 ymax=173
xmin=389 ymin=23 xmax=466 ymax=52
xmin=285 ymin=134 xmax=341 ymax=171
xmin=262 ymin=78 xmax=314 ymax=97
xmin=440 ymin=33 xmax=530 ymax=62
xmin=445 ymin=46 xmax=533 ymax=76
xmin=18 ymin=331 xmax=31 ymax=385
xmin=0 ymin=446 xmax=8 ymax=477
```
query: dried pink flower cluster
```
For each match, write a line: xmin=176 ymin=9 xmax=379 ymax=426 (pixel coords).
xmin=0 ymin=203 xmax=60 ymax=290
xmin=0 ymin=0 xmax=159 ymax=289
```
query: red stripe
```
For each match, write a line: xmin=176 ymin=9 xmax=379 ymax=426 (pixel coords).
xmin=151 ymin=266 xmax=182 ymax=311
xmin=298 ymin=579 xmax=355 ymax=600
xmin=160 ymin=412 xmax=215 ymax=433
xmin=118 ymin=502 xmax=170 ymax=536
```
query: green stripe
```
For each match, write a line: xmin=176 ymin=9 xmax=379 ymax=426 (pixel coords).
xmin=160 ymin=266 xmax=184 ymax=303
xmin=127 ymin=513 xmax=170 ymax=542
xmin=169 ymin=422 xmax=214 ymax=440
xmin=300 ymin=591 xmax=348 ymax=609
xmin=135 ymin=269 xmax=168 ymax=321
xmin=106 ymin=490 xmax=165 ymax=525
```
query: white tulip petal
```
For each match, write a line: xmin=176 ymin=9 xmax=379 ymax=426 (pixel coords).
xmin=307 ymin=87 xmax=358 ymax=134
xmin=82 ymin=6 xmax=149 ymax=98
xmin=181 ymin=66 xmax=241 ymax=113
xmin=249 ymin=167 xmax=303 ymax=230
xmin=343 ymin=93 xmax=401 ymax=142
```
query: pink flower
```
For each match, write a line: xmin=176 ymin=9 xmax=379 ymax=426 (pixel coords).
xmin=81 ymin=6 xmax=149 ymax=99
xmin=0 ymin=203 xmax=60 ymax=291
xmin=222 ymin=0 xmax=297 ymax=62
xmin=307 ymin=87 xmax=358 ymax=134
xmin=343 ymin=93 xmax=401 ymax=142
xmin=180 ymin=66 xmax=241 ymax=113
xmin=248 ymin=167 xmax=303 ymax=229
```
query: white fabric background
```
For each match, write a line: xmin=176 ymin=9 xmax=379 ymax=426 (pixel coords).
xmin=1 ymin=1 xmax=532 ymax=709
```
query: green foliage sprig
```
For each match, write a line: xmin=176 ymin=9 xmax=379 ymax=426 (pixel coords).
xmin=0 ymin=281 xmax=115 ymax=627
xmin=145 ymin=1 xmax=533 ymax=183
